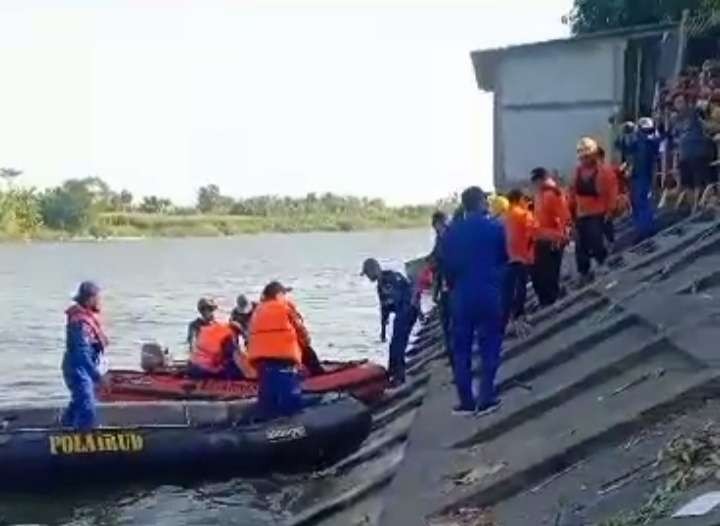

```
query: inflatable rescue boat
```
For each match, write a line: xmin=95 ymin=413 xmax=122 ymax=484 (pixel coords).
xmin=0 ymin=396 xmax=371 ymax=487
xmin=99 ymin=361 xmax=388 ymax=404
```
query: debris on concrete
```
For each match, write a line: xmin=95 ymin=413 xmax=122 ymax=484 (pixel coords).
xmin=597 ymin=423 xmax=720 ymax=525
xmin=531 ymin=460 xmax=588 ymax=494
xmin=449 ymin=463 xmax=507 ymax=487
xmin=428 ymin=507 xmax=496 ymax=526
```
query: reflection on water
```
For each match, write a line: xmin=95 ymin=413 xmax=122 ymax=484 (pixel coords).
xmin=0 ymin=229 xmax=428 ymax=524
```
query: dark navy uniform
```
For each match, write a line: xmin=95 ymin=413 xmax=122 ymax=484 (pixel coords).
xmin=377 ymin=270 xmax=418 ymax=383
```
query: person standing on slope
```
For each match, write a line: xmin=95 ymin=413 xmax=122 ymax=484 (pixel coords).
xmin=361 ymin=258 xmax=419 ymax=387
xmin=441 ymin=186 xmax=508 ymax=416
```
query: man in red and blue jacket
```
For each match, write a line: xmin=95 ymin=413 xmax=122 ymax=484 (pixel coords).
xmin=62 ymin=281 xmax=108 ymax=430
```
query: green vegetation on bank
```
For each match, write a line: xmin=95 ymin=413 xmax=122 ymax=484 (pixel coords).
xmin=0 ymin=170 xmax=443 ymax=240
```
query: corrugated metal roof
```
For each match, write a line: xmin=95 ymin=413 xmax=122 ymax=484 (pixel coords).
xmin=472 ymin=21 xmax=678 ymax=58
xmin=470 ymin=21 xmax=678 ymax=92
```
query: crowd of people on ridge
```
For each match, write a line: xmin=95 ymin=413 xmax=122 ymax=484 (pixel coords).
xmin=420 ymin=119 xmax=689 ymax=416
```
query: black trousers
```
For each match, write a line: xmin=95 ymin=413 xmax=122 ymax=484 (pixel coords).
xmin=575 ymin=214 xmax=608 ymax=276
xmin=603 ymin=217 xmax=615 ymax=245
xmin=531 ymin=241 xmax=564 ymax=307
xmin=503 ymin=262 xmax=528 ymax=324
xmin=437 ymin=290 xmax=452 ymax=362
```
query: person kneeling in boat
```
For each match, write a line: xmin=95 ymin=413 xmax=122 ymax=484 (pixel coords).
xmin=247 ymin=281 xmax=308 ymax=417
xmin=63 ymin=281 xmax=109 ymax=430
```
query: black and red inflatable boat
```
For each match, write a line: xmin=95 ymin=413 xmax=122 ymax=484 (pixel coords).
xmin=0 ymin=396 xmax=371 ymax=487
xmin=98 ymin=361 xmax=388 ymax=405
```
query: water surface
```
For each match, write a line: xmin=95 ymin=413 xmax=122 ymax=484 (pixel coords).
xmin=0 ymin=229 xmax=429 ymax=525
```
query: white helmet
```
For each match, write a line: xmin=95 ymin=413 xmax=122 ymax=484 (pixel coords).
xmin=638 ymin=117 xmax=655 ymax=131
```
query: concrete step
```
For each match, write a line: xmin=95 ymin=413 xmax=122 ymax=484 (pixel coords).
xmin=434 ymin=360 xmax=715 ymax=518
xmin=458 ymin=321 xmax=664 ymax=448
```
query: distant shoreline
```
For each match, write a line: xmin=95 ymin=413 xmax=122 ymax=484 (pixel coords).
xmin=0 ymin=212 xmax=429 ymax=243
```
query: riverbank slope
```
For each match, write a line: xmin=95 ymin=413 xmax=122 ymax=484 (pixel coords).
xmin=378 ymin=208 xmax=720 ymax=525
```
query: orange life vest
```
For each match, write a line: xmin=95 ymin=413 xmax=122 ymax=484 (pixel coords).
xmin=505 ymin=204 xmax=536 ymax=265
xmin=247 ymin=298 xmax=303 ymax=366
xmin=190 ymin=323 xmax=234 ymax=373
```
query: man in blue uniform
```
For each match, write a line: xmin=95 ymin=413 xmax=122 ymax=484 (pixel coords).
xmin=429 ymin=211 xmax=452 ymax=361
xmin=617 ymin=118 xmax=661 ymax=242
xmin=361 ymin=258 xmax=419 ymax=386
xmin=442 ymin=186 xmax=508 ymax=416
xmin=62 ymin=281 xmax=108 ymax=430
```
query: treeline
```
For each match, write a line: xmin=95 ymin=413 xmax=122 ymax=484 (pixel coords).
xmin=0 ymin=170 xmax=438 ymax=239
xmin=565 ymin=0 xmax=720 ymax=35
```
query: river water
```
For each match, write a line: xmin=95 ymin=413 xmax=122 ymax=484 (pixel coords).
xmin=0 ymin=229 xmax=429 ymax=525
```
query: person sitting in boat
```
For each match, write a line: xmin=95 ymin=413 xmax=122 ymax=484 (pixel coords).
xmin=247 ymin=281 xmax=307 ymax=417
xmin=186 ymin=298 xmax=218 ymax=350
xmin=62 ymin=281 xmax=109 ymax=430
xmin=229 ymin=294 xmax=256 ymax=343
xmin=188 ymin=319 xmax=239 ymax=379
xmin=361 ymin=258 xmax=420 ymax=386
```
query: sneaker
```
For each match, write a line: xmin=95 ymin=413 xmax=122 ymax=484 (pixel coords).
xmin=452 ymin=405 xmax=476 ymax=416
xmin=475 ymin=399 xmax=502 ymax=417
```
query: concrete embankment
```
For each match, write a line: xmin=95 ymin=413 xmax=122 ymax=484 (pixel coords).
xmin=288 ymin=208 xmax=720 ymax=526
xmin=376 ymin=208 xmax=720 ymax=526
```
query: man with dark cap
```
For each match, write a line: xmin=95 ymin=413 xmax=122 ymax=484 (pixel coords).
xmin=187 ymin=298 xmax=218 ymax=350
xmin=247 ymin=281 xmax=307 ymax=417
xmin=441 ymin=186 xmax=508 ymax=416
xmin=361 ymin=258 xmax=419 ymax=386
xmin=62 ymin=281 xmax=108 ymax=430
xmin=530 ymin=167 xmax=571 ymax=306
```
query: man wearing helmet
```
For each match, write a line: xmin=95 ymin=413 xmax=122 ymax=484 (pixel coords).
xmin=617 ymin=118 xmax=661 ymax=241
xmin=569 ymin=137 xmax=618 ymax=282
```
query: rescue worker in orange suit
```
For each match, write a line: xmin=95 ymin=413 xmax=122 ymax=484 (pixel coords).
xmin=597 ymin=146 xmax=621 ymax=248
xmin=502 ymin=189 xmax=537 ymax=330
xmin=247 ymin=281 xmax=306 ymax=417
xmin=530 ymin=167 xmax=571 ymax=306
xmin=62 ymin=281 xmax=108 ymax=430
xmin=569 ymin=137 xmax=619 ymax=282
xmin=188 ymin=303 xmax=239 ymax=379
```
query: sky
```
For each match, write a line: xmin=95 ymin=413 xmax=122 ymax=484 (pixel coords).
xmin=0 ymin=0 xmax=572 ymax=206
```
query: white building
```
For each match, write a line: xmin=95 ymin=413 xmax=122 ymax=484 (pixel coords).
xmin=471 ymin=23 xmax=682 ymax=189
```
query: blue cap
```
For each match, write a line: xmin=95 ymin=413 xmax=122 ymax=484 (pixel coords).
xmin=73 ymin=281 xmax=100 ymax=304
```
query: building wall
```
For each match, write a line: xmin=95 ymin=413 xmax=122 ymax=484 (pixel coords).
xmin=493 ymin=38 xmax=627 ymax=188
xmin=501 ymin=105 xmax=615 ymax=185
